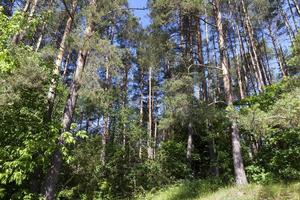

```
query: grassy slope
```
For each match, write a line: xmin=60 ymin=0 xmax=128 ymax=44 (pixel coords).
xmin=138 ymin=180 xmax=300 ymax=200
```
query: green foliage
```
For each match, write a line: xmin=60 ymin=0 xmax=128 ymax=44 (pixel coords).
xmin=238 ymin=78 xmax=300 ymax=181
xmin=288 ymin=31 xmax=300 ymax=74
xmin=0 ymin=6 xmax=41 ymax=74
xmin=246 ymin=165 xmax=273 ymax=184
xmin=145 ymin=141 xmax=191 ymax=187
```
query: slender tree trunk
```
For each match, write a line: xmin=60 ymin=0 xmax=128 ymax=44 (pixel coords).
xmin=268 ymin=25 xmax=287 ymax=78
xmin=85 ymin=115 xmax=90 ymax=133
xmin=195 ymin=16 xmax=208 ymax=101
xmin=43 ymin=1 xmax=95 ymax=198
xmin=139 ymin=72 xmax=144 ymax=159
xmin=213 ymin=0 xmax=248 ymax=185
xmin=229 ymin=1 xmax=245 ymax=99
xmin=147 ymin=66 xmax=153 ymax=159
xmin=101 ymin=115 xmax=109 ymax=165
xmin=35 ymin=23 xmax=46 ymax=51
xmin=153 ymin=120 xmax=157 ymax=158
xmin=12 ymin=0 xmax=39 ymax=44
xmin=45 ymin=0 xmax=78 ymax=121
xmin=236 ymin=21 xmax=249 ymax=95
xmin=204 ymin=12 xmax=220 ymax=175
xmin=278 ymin=3 xmax=295 ymax=42
xmin=240 ymin=0 xmax=264 ymax=91
xmin=245 ymin=39 xmax=260 ymax=91
xmin=62 ymin=52 xmax=71 ymax=80
xmin=212 ymin=33 xmax=221 ymax=99
xmin=279 ymin=44 xmax=288 ymax=75
xmin=261 ymin=33 xmax=273 ymax=84
xmin=187 ymin=122 xmax=193 ymax=162
xmin=34 ymin=0 xmax=54 ymax=51
xmin=229 ymin=24 xmax=244 ymax=99
xmin=122 ymin=65 xmax=129 ymax=149
xmin=277 ymin=0 xmax=295 ymax=38
xmin=102 ymin=58 xmax=111 ymax=164
xmin=292 ymin=0 xmax=300 ymax=16
xmin=288 ymin=0 xmax=299 ymax=31
xmin=205 ymin=10 xmax=214 ymax=102
xmin=23 ymin=0 xmax=31 ymax=12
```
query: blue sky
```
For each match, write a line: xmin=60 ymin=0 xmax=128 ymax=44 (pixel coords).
xmin=128 ymin=0 xmax=150 ymax=27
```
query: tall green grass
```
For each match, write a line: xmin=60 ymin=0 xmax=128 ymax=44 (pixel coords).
xmin=137 ymin=180 xmax=300 ymax=200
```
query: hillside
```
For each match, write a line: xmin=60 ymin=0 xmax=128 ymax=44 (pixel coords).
xmin=140 ymin=180 xmax=300 ymax=200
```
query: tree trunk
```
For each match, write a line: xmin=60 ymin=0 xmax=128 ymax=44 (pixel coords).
xmin=62 ymin=52 xmax=71 ymax=80
xmin=229 ymin=24 xmax=245 ymax=99
xmin=101 ymin=115 xmax=109 ymax=165
xmin=213 ymin=0 xmax=248 ymax=185
xmin=268 ymin=25 xmax=287 ymax=78
xmin=261 ymin=32 xmax=273 ymax=84
xmin=43 ymin=1 xmax=95 ymax=198
xmin=12 ymin=0 xmax=39 ymax=44
xmin=236 ymin=21 xmax=250 ymax=96
xmin=204 ymin=12 xmax=219 ymax=176
xmin=34 ymin=0 xmax=54 ymax=51
xmin=240 ymin=0 xmax=265 ymax=91
xmin=42 ymin=149 xmax=62 ymax=200
xmin=292 ymin=0 xmax=300 ymax=16
xmin=195 ymin=17 xmax=208 ymax=101
xmin=23 ymin=0 xmax=31 ymax=13
xmin=102 ymin=57 xmax=112 ymax=164
xmin=186 ymin=122 xmax=193 ymax=162
xmin=147 ymin=66 xmax=153 ymax=159
xmin=35 ymin=22 xmax=46 ymax=51
xmin=45 ymin=0 xmax=78 ymax=121
xmin=278 ymin=3 xmax=295 ymax=42
xmin=287 ymin=0 xmax=299 ymax=32
xmin=229 ymin=0 xmax=245 ymax=99
xmin=139 ymin=72 xmax=144 ymax=159
xmin=153 ymin=120 xmax=157 ymax=158
xmin=212 ymin=33 xmax=221 ymax=99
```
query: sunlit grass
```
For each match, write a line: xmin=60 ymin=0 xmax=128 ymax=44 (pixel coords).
xmin=138 ymin=181 xmax=300 ymax=200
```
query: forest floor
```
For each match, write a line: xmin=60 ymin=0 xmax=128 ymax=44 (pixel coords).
xmin=138 ymin=180 xmax=300 ymax=200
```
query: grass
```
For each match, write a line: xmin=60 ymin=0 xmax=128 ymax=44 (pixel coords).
xmin=138 ymin=180 xmax=300 ymax=200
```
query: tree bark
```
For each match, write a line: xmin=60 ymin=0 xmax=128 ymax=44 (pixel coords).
xmin=195 ymin=16 xmax=208 ymax=101
xmin=35 ymin=22 xmax=46 ymax=52
xmin=240 ymin=0 xmax=265 ymax=91
xmin=45 ymin=0 xmax=78 ymax=121
xmin=147 ymin=66 xmax=153 ymax=159
xmin=153 ymin=120 xmax=157 ymax=158
xmin=278 ymin=2 xmax=295 ymax=42
xmin=43 ymin=1 xmax=95 ymax=198
xmin=261 ymin=32 xmax=273 ymax=84
xmin=102 ymin=57 xmax=112 ymax=164
xmin=229 ymin=0 xmax=245 ymax=99
xmin=139 ymin=71 xmax=144 ymax=159
xmin=62 ymin=52 xmax=71 ymax=80
xmin=268 ymin=24 xmax=287 ymax=78
xmin=213 ymin=0 xmax=248 ymax=185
